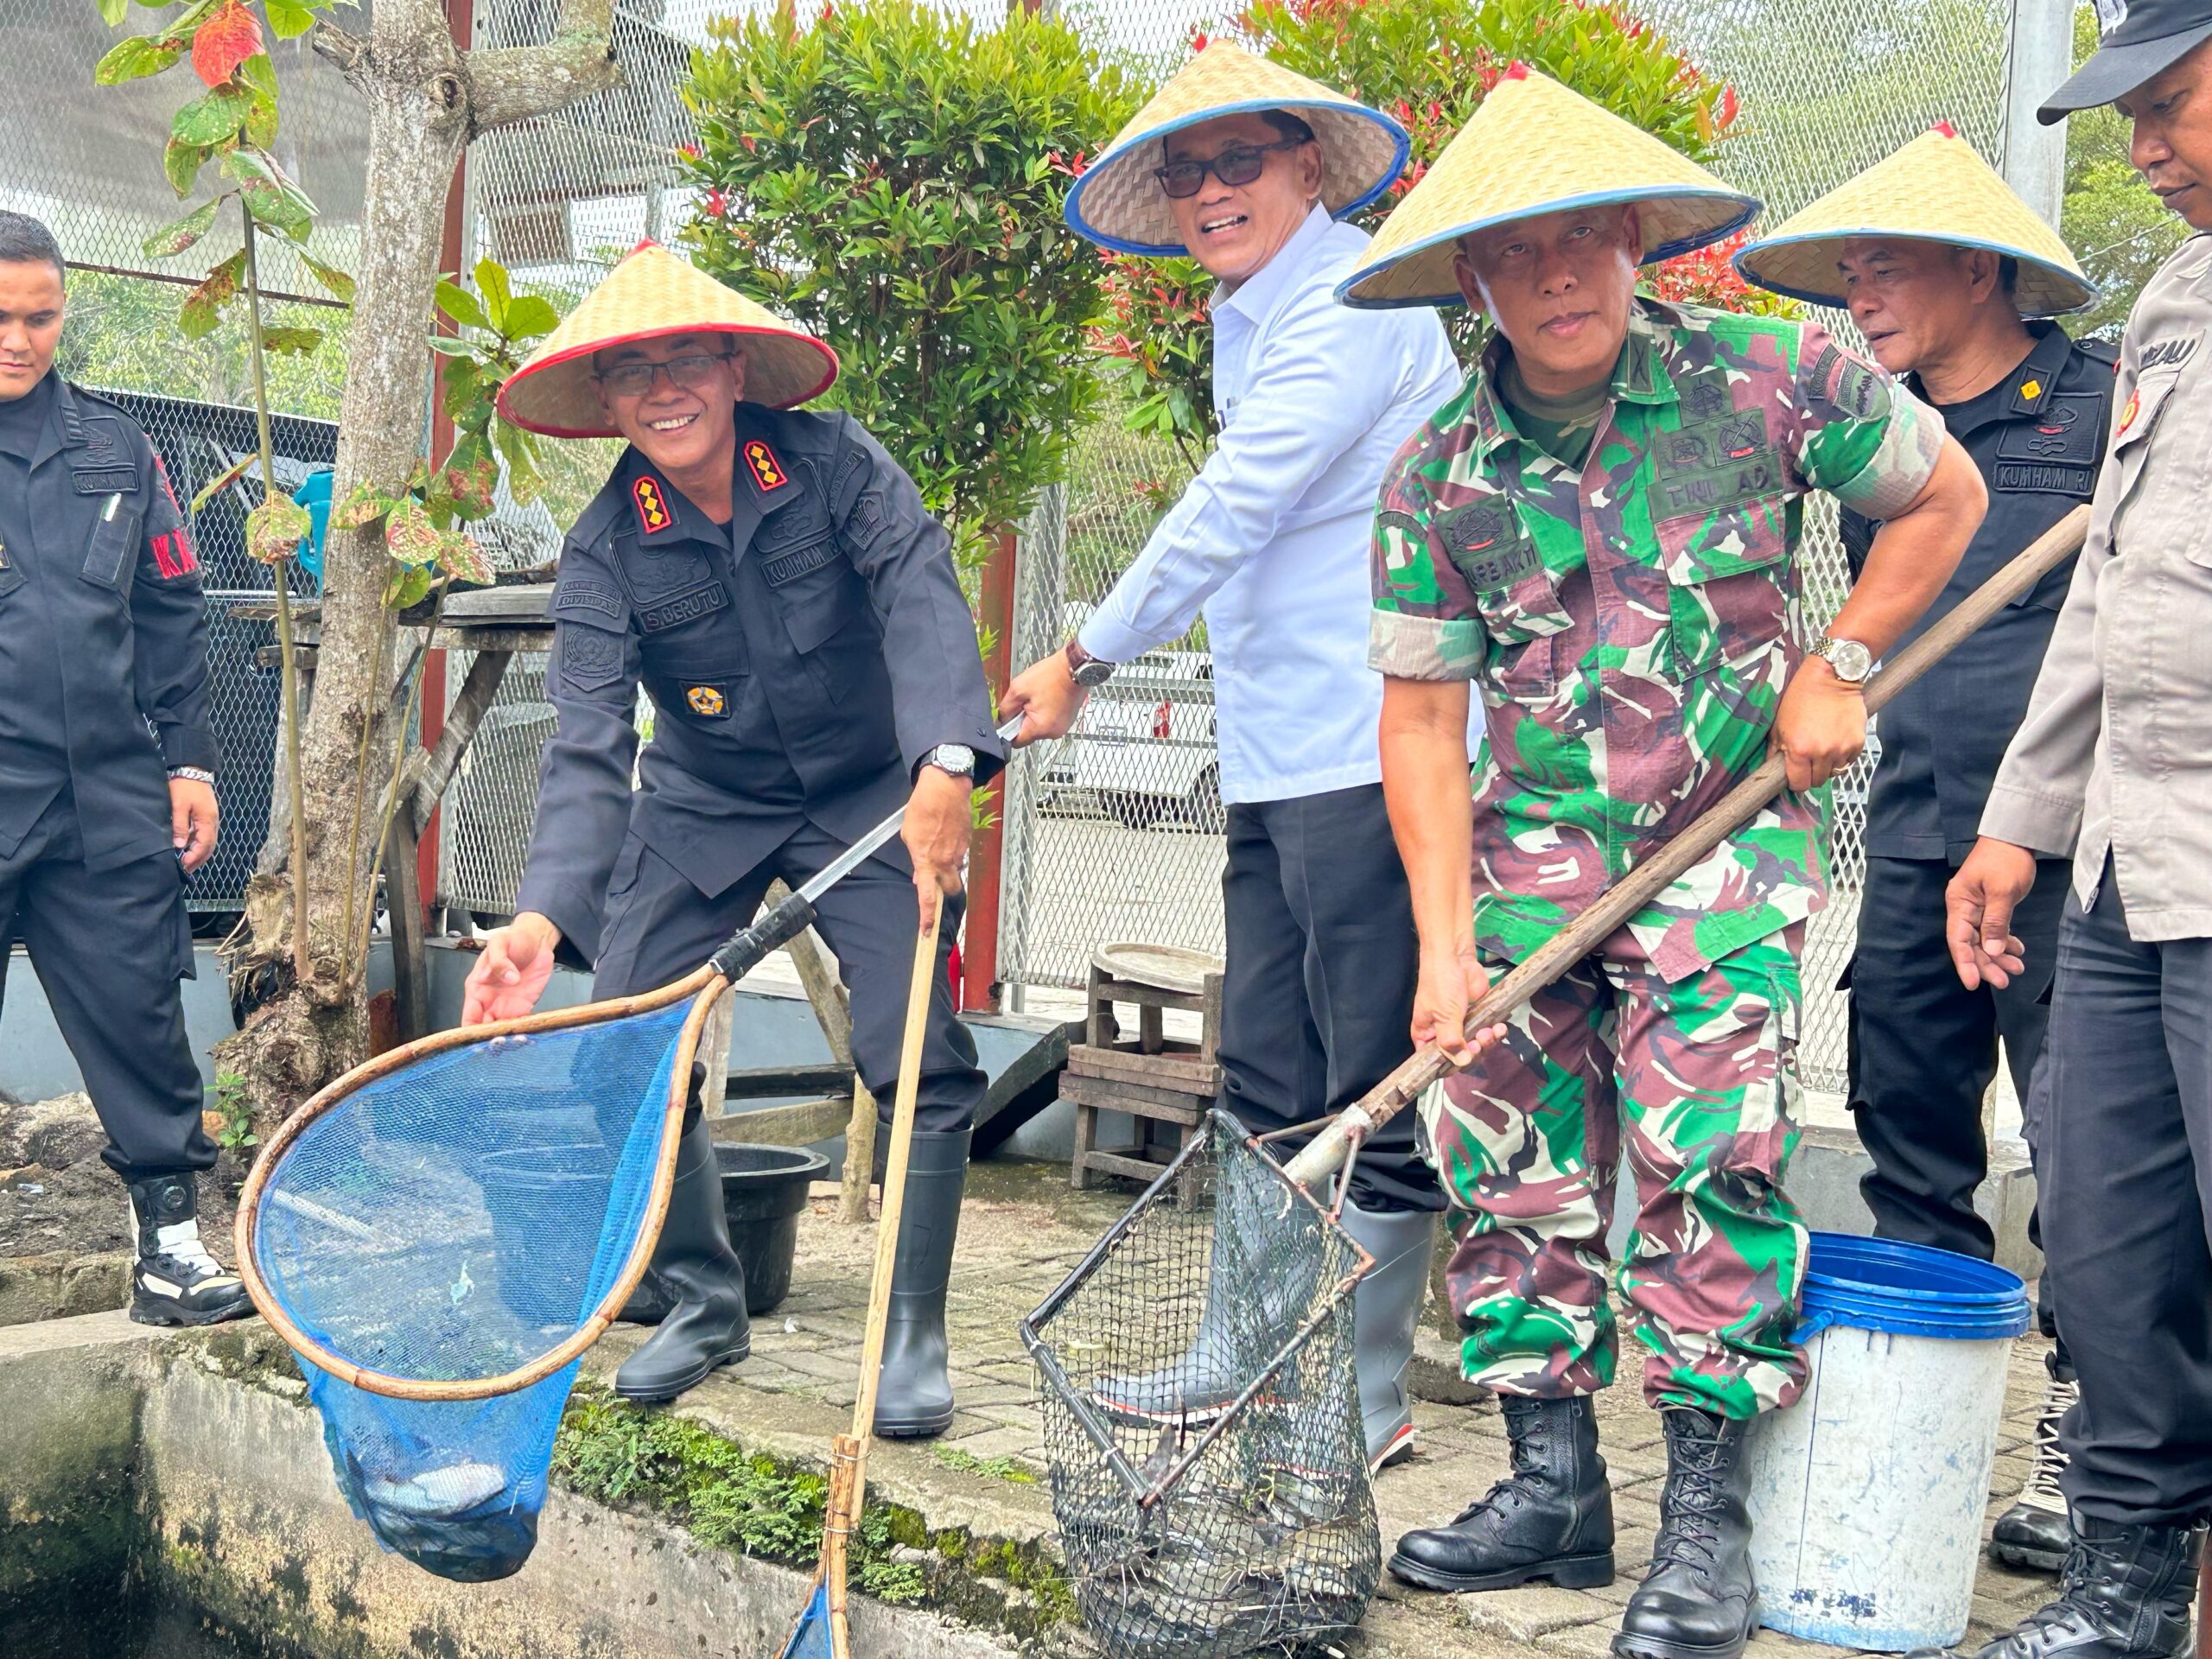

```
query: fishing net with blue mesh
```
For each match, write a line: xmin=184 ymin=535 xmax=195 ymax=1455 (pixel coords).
xmin=239 ymin=993 xmax=709 ymax=1581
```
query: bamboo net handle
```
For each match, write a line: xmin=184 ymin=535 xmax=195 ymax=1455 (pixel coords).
xmin=846 ymin=887 xmax=945 ymax=1497
xmin=1285 ymin=503 xmax=2093 ymax=1192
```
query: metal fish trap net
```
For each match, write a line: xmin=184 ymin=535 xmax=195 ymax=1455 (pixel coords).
xmin=1021 ymin=1109 xmax=1380 ymax=1659
xmin=241 ymin=997 xmax=700 ymax=1582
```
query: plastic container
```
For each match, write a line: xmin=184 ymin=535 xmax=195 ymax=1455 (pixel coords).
xmin=718 ymin=1144 xmax=829 ymax=1315
xmin=476 ymin=1143 xmax=613 ymax=1326
xmin=1746 ymin=1232 xmax=2033 ymax=1652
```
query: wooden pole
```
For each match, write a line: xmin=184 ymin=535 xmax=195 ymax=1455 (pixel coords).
xmin=963 ymin=527 xmax=1017 ymax=1014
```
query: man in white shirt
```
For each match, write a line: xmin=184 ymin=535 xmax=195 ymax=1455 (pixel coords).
xmin=1004 ymin=42 xmax=1463 ymax=1471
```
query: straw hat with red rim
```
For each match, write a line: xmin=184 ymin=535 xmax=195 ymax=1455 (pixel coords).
xmin=1334 ymin=63 xmax=1759 ymax=309
xmin=1733 ymin=124 xmax=2096 ymax=318
xmin=496 ymin=241 xmax=840 ymax=440
xmin=1062 ymin=39 xmax=1408 ymax=256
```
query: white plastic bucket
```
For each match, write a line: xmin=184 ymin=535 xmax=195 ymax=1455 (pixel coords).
xmin=1745 ymin=1232 xmax=2032 ymax=1651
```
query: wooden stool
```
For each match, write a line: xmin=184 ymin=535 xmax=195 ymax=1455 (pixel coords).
xmin=1066 ymin=944 xmax=1224 ymax=1206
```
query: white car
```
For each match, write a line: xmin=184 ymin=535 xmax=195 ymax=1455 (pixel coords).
xmin=1045 ymin=650 xmax=1222 ymax=831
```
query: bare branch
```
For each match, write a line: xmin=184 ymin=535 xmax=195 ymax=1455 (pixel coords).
xmin=466 ymin=0 xmax=624 ymax=134
xmin=309 ymin=19 xmax=369 ymax=81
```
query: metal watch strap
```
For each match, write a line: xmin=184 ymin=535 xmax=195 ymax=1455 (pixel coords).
xmin=168 ymin=766 xmax=217 ymax=785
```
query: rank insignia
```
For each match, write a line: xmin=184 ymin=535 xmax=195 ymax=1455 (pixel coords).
xmin=632 ymin=476 xmax=673 ymax=534
xmin=744 ymin=439 xmax=791 ymax=493
xmin=2119 ymin=388 xmax=2140 ymax=436
xmin=686 ymin=684 xmax=728 ymax=718
xmin=2018 ymin=378 xmax=2043 ymax=403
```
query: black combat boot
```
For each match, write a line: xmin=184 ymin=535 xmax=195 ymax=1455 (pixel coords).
xmin=129 ymin=1173 xmax=256 ymax=1326
xmin=1991 ymin=1357 xmax=2077 ymax=1573
xmin=1389 ymin=1395 xmax=1616 ymax=1592
xmin=1918 ymin=1517 xmax=2202 ymax=1659
xmin=871 ymin=1128 xmax=969 ymax=1439
xmin=613 ymin=1117 xmax=749 ymax=1402
xmin=1612 ymin=1408 xmax=1757 ymax=1659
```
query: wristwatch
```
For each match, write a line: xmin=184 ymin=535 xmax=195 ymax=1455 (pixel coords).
xmin=1065 ymin=639 xmax=1116 ymax=689
xmin=923 ymin=743 xmax=976 ymax=779
xmin=1811 ymin=634 xmax=1874 ymax=686
xmin=167 ymin=766 xmax=218 ymax=785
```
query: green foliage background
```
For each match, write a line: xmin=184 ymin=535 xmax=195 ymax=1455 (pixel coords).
xmin=680 ymin=0 xmax=1139 ymax=580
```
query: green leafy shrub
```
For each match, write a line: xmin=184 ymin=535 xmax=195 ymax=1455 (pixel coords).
xmin=682 ymin=0 xmax=1140 ymax=575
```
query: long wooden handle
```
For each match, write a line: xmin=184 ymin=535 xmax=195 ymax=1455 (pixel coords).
xmin=847 ymin=887 xmax=946 ymax=1467
xmin=1284 ymin=504 xmax=2092 ymax=1191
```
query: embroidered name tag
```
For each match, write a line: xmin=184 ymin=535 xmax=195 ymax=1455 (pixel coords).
xmin=72 ymin=467 xmax=137 ymax=494
xmin=639 ymin=581 xmax=730 ymax=632
xmin=761 ymin=539 xmax=837 ymax=586
xmin=556 ymin=582 xmax=624 ymax=620
xmin=1995 ymin=463 xmax=2096 ymax=495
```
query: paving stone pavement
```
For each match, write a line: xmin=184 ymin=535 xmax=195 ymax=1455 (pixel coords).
xmin=601 ymin=1156 xmax=2082 ymax=1658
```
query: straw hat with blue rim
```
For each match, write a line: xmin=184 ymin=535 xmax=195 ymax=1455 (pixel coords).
xmin=1062 ymin=40 xmax=1408 ymax=256
xmin=1733 ymin=124 xmax=2096 ymax=318
xmin=1334 ymin=63 xmax=1760 ymax=309
xmin=497 ymin=241 xmax=841 ymax=440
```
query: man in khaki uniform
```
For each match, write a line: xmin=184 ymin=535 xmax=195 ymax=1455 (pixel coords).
xmin=1944 ymin=3 xmax=2212 ymax=1651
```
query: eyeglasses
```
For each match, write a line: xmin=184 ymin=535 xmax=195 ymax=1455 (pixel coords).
xmin=1153 ymin=137 xmax=1307 ymax=200
xmin=593 ymin=349 xmax=734 ymax=398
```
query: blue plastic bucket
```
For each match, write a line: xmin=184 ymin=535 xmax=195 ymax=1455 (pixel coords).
xmin=1793 ymin=1231 xmax=2033 ymax=1342
xmin=1748 ymin=1232 xmax=2035 ymax=1651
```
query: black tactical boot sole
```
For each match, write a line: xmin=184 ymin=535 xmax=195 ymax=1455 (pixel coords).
xmin=129 ymin=1285 xmax=256 ymax=1328
xmin=613 ymin=1331 xmax=751 ymax=1404
xmin=1611 ymin=1596 xmax=1761 ymax=1659
xmin=874 ymin=1401 xmax=957 ymax=1440
xmin=1989 ymin=1532 xmax=2069 ymax=1574
xmin=1389 ymin=1547 xmax=1616 ymax=1593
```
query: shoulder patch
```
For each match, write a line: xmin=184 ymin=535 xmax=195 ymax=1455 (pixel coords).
xmin=744 ymin=439 xmax=791 ymax=493
xmin=632 ymin=475 xmax=673 ymax=534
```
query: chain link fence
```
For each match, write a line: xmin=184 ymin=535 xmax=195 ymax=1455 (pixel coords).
xmin=1001 ymin=0 xmax=2021 ymax=1096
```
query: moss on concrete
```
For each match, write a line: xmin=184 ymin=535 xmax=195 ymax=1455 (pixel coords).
xmin=551 ymin=1385 xmax=1078 ymax=1643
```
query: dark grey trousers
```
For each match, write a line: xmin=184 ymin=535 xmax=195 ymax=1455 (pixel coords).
xmin=0 ymin=791 xmax=208 ymax=1182
xmin=591 ymin=817 xmax=985 ymax=1134
xmin=1215 ymin=782 xmax=1442 ymax=1214
xmin=2039 ymin=859 xmax=2212 ymax=1524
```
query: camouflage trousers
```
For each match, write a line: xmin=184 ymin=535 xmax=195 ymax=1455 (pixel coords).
xmin=1419 ymin=923 xmax=1808 ymax=1421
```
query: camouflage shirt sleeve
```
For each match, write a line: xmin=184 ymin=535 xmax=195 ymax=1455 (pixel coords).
xmin=1785 ymin=321 xmax=1946 ymax=520
xmin=1367 ymin=430 xmax=1487 ymax=681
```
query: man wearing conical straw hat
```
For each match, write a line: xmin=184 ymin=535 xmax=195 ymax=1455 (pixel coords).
xmin=1000 ymin=41 xmax=1464 ymax=1472
xmin=1739 ymin=123 xmax=2113 ymax=1585
xmin=1343 ymin=66 xmax=1986 ymax=1650
xmin=461 ymin=242 xmax=1006 ymax=1433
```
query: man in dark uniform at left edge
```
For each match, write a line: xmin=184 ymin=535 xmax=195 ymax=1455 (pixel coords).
xmin=0 ymin=210 xmax=248 ymax=1325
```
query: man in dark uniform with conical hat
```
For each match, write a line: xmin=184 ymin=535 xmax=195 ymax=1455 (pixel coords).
xmin=466 ymin=243 xmax=1005 ymax=1434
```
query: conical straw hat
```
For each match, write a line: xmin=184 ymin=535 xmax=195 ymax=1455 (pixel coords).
xmin=1733 ymin=124 xmax=2095 ymax=318
xmin=1063 ymin=40 xmax=1408 ymax=256
xmin=1335 ymin=64 xmax=1758 ymax=309
xmin=497 ymin=242 xmax=841 ymax=439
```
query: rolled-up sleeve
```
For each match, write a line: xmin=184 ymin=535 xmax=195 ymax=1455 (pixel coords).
xmin=1078 ymin=300 xmax=1433 ymax=665
xmin=1789 ymin=323 xmax=1947 ymax=520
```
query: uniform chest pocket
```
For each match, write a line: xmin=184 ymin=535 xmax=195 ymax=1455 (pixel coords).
xmin=772 ymin=552 xmax=868 ymax=656
xmin=1651 ymin=418 xmax=1794 ymax=679
xmin=645 ymin=653 xmax=751 ymax=726
xmin=80 ymin=499 xmax=143 ymax=592
xmin=2110 ymin=375 xmax=2180 ymax=549
xmin=1435 ymin=497 xmax=1571 ymax=696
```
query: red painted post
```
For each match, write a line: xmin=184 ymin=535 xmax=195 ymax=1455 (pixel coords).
xmin=414 ymin=0 xmax=473 ymax=928
xmin=963 ymin=527 xmax=1018 ymax=1013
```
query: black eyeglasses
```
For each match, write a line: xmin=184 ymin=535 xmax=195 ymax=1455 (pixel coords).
xmin=593 ymin=349 xmax=734 ymax=398
xmin=1154 ymin=137 xmax=1307 ymax=200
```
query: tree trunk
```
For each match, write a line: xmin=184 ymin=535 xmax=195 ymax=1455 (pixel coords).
xmin=218 ymin=0 xmax=620 ymax=1133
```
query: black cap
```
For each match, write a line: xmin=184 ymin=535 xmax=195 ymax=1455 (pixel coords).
xmin=2040 ymin=0 xmax=2212 ymax=123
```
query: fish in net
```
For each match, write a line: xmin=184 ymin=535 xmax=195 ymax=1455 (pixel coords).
xmin=1020 ymin=1110 xmax=1380 ymax=1659
xmin=236 ymin=857 xmax=861 ymax=1582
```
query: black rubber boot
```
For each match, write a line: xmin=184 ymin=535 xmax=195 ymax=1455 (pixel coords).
xmin=1389 ymin=1395 xmax=1616 ymax=1592
xmin=617 ymin=1273 xmax=679 ymax=1326
xmin=1338 ymin=1198 xmax=1438 ymax=1473
xmin=614 ymin=1117 xmax=749 ymax=1402
xmin=1917 ymin=1516 xmax=2202 ymax=1659
xmin=128 ymin=1172 xmax=254 ymax=1327
xmin=1613 ymin=1408 xmax=1758 ymax=1659
xmin=1991 ymin=1359 xmax=2077 ymax=1574
xmin=871 ymin=1128 xmax=969 ymax=1440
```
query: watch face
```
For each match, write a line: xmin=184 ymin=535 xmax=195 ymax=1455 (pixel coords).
xmin=934 ymin=745 xmax=976 ymax=773
xmin=1827 ymin=639 xmax=1873 ymax=681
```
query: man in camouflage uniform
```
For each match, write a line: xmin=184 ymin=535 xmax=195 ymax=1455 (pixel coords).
xmin=1338 ymin=67 xmax=1987 ymax=1659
